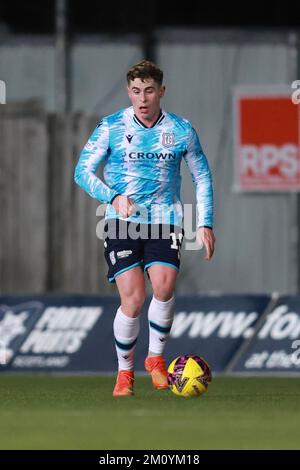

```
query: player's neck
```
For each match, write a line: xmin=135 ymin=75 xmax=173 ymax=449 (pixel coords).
xmin=134 ymin=109 xmax=162 ymax=128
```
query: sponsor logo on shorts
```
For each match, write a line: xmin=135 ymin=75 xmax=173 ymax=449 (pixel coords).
xmin=116 ymin=250 xmax=132 ymax=259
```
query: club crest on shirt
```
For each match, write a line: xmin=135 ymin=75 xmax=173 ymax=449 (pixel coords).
xmin=162 ymin=133 xmax=175 ymax=148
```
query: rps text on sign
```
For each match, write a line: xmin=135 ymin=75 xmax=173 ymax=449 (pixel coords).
xmin=234 ymin=86 xmax=300 ymax=191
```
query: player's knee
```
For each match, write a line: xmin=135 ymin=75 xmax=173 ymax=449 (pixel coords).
xmin=152 ymin=282 xmax=174 ymax=302
xmin=122 ymin=291 xmax=145 ymax=317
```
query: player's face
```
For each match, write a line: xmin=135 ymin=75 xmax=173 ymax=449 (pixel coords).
xmin=127 ymin=78 xmax=165 ymax=124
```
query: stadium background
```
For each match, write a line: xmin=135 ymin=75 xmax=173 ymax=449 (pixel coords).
xmin=1 ymin=0 xmax=300 ymax=451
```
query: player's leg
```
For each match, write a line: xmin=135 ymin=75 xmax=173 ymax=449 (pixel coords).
xmin=113 ymin=266 xmax=145 ymax=397
xmin=147 ymin=263 xmax=177 ymax=354
xmin=144 ymin=264 xmax=178 ymax=388
xmin=148 ymin=263 xmax=177 ymax=300
xmin=143 ymin=224 xmax=183 ymax=388
xmin=103 ymin=219 xmax=145 ymax=396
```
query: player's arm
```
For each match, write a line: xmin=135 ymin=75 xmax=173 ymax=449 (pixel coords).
xmin=184 ymin=126 xmax=215 ymax=260
xmin=74 ymin=120 xmax=134 ymax=217
xmin=74 ymin=119 xmax=119 ymax=204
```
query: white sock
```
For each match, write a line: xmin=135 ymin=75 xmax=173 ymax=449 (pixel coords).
xmin=148 ymin=295 xmax=175 ymax=355
xmin=113 ymin=306 xmax=140 ymax=371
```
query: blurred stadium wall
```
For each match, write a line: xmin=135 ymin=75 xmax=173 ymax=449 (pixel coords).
xmin=0 ymin=29 xmax=297 ymax=294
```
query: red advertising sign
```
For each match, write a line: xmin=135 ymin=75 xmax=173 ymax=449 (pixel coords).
xmin=234 ymin=87 xmax=300 ymax=191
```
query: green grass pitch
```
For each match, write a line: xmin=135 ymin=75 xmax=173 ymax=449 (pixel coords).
xmin=0 ymin=375 xmax=299 ymax=450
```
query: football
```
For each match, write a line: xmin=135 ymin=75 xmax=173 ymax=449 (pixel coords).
xmin=167 ymin=354 xmax=212 ymax=397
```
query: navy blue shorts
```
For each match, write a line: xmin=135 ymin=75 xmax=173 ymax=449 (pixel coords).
xmin=103 ymin=219 xmax=184 ymax=283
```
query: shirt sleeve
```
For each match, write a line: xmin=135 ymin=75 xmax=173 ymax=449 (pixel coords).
xmin=183 ymin=125 xmax=214 ymax=228
xmin=74 ymin=119 xmax=119 ymax=204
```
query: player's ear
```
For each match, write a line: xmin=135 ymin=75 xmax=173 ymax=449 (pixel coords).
xmin=159 ymin=85 xmax=166 ymax=98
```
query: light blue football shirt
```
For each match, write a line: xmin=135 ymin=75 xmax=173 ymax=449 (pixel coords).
xmin=74 ymin=106 xmax=213 ymax=228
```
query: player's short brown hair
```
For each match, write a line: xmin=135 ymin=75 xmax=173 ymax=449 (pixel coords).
xmin=127 ymin=60 xmax=163 ymax=85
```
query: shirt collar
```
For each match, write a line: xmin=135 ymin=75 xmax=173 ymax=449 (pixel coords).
xmin=133 ymin=109 xmax=165 ymax=129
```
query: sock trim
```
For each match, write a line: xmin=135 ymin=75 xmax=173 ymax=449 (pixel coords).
xmin=149 ymin=320 xmax=172 ymax=334
xmin=115 ymin=337 xmax=138 ymax=351
xmin=144 ymin=261 xmax=179 ymax=273
xmin=152 ymin=295 xmax=175 ymax=305
xmin=117 ymin=307 xmax=140 ymax=325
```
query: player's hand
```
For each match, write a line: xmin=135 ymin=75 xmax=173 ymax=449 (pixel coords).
xmin=197 ymin=227 xmax=215 ymax=260
xmin=112 ymin=195 xmax=135 ymax=218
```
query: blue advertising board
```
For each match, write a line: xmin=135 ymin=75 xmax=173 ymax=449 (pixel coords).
xmin=164 ymin=294 xmax=271 ymax=372
xmin=0 ymin=294 xmax=271 ymax=373
xmin=230 ymin=295 xmax=300 ymax=373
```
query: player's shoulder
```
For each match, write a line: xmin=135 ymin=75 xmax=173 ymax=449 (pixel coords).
xmin=165 ymin=111 xmax=193 ymax=132
xmin=102 ymin=108 xmax=129 ymax=127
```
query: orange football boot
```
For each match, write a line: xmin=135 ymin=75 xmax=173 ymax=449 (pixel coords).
xmin=112 ymin=370 xmax=134 ymax=397
xmin=144 ymin=355 xmax=169 ymax=389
